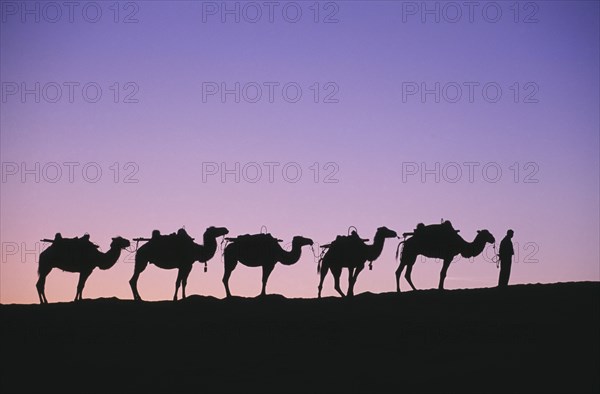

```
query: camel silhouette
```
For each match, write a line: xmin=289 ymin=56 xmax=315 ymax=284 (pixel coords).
xmin=395 ymin=221 xmax=495 ymax=292
xmin=317 ymin=227 xmax=398 ymax=298
xmin=222 ymin=233 xmax=314 ymax=297
xmin=36 ymin=235 xmax=131 ymax=304
xmin=129 ymin=226 xmax=229 ymax=301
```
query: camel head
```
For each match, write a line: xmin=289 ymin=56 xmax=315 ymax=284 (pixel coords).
xmin=205 ymin=226 xmax=229 ymax=239
xmin=292 ymin=236 xmax=314 ymax=248
xmin=376 ymin=226 xmax=398 ymax=239
xmin=477 ymin=229 xmax=495 ymax=244
xmin=110 ymin=236 xmax=131 ymax=250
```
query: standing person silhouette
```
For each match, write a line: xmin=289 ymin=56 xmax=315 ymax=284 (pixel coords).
xmin=498 ymin=230 xmax=514 ymax=287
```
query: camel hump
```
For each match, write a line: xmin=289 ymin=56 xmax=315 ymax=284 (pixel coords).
xmin=409 ymin=221 xmax=460 ymax=239
xmin=323 ymin=231 xmax=368 ymax=249
xmin=150 ymin=229 xmax=196 ymax=249
xmin=226 ymin=233 xmax=282 ymax=246
xmin=176 ymin=228 xmax=194 ymax=241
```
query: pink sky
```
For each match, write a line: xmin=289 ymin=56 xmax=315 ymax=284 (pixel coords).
xmin=1 ymin=1 xmax=598 ymax=303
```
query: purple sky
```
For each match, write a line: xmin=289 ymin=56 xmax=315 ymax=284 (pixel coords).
xmin=1 ymin=1 xmax=598 ymax=303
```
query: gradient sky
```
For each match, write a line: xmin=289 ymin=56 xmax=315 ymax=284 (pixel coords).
xmin=1 ymin=0 xmax=598 ymax=304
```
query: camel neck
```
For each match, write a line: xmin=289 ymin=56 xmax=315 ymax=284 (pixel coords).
xmin=97 ymin=245 xmax=121 ymax=270
xmin=462 ymin=234 xmax=486 ymax=258
xmin=198 ymin=234 xmax=218 ymax=262
xmin=279 ymin=242 xmax=302 ymax=265
xmin=365 ymin=233 xmax=385 ymax=261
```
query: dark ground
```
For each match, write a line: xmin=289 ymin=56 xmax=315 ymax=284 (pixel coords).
xmin=1 ymin=282 xmax=598 ymax=393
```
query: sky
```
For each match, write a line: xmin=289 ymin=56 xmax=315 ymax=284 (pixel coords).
xmin=1 ymin=0 xmax=599 ymax=304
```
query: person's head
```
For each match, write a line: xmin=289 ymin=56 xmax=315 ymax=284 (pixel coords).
xmin=507 ymin=229 xmax=514 ymax=238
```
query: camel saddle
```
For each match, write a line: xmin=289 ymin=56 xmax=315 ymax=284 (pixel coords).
xmin=320 ymin=231 xmax=368 ymax=249
xmin=402 ymin=221 xmax=460 ymax=239
xmin=147 ymin=228 xmax=195 ymax=249
xmin=42 ymin=233 xmax=99 ymax=250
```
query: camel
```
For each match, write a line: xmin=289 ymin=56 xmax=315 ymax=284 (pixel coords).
xmin=222 ymin=234 xmax=314 ymax=297
xmin=317 ymin=226 xmax=398 ymax=298
xmin=36 ymin=235 xmax=131 ymax=304
xmin=129 ymin=226 xmax=229 ymax=301
xmin=395 ymin=222 xmax=495 ymax=292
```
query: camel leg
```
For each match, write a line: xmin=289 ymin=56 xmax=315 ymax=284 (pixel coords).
xmin=395 ymin=263 xmax=405 ymax=293
xmin=180 ymin=264 xmax=193 ymax=299
xmin=405 ymin=264 xmax=417 ymax=291
xmin=348 ymin=264 xmax=364 ymax=297
xmin=397 ymin=254 xmax=417 ymax=292
xmin=331 ymin=266 xmax=345 ymax=297
xmin=260 ymin=264 xmax=275 ymax=296
xmin=317 ymin=261 xmax=329 ymax=298
xmin=75 ymin=270 xmax=92 ymax=301
xmin=36 ymin=266 xmax=52 ymax=304
xmin=438 ymin=258 xmax=452 ymax=290
xmin=222 ymin=254 xmax=237 ymax=298
xmin=129 ymin=257 xmax=148 ymax=301
xmin=174 ymin=268 xmax=183 ymax=301
xmin=347 ymin=267 xmax=355 ymax=296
